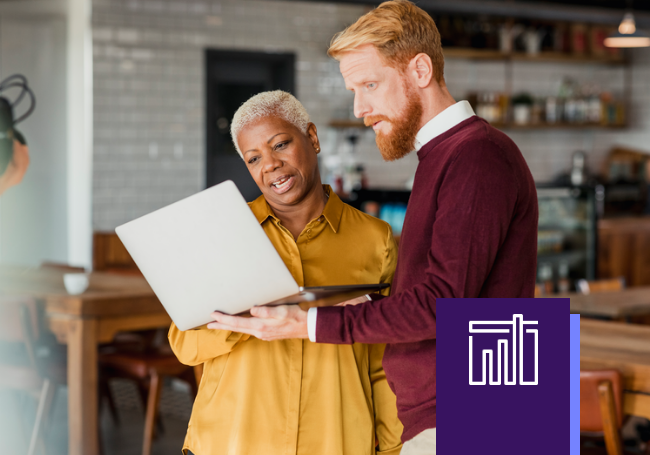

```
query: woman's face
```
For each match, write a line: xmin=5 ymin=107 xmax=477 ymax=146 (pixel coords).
xmin=238 ymin=117 xmax=321 ymax=208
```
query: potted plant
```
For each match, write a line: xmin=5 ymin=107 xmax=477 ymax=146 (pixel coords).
xmin=512 ymin=92 xmax=534 ymax=125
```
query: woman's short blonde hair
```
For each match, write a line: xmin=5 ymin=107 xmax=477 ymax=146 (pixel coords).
xmin=230 ymin=90 xmax=310 ymax=159
xmin=328 ymin=0 xmax=445 ymax=83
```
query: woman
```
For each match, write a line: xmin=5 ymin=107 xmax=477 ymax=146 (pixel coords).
xmin=169 ymin=91 xmax=402 ymax=455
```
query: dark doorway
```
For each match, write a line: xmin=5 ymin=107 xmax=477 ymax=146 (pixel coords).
xmin=205 ymin=50 xmax=296 ymax=201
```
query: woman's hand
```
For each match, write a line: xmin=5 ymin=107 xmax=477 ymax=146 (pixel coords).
xmin=0 ymin=140 xmax=30 ymax=195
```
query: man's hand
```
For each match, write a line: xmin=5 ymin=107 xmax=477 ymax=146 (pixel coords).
xmin=208 ymin=305 xmax=308 ymax=341
xmin=0 ymin=140 xmax=30 ymax=196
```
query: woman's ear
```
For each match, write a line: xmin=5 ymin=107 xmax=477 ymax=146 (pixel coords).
xmin=306 ymin=123 xmax=320 ymax=154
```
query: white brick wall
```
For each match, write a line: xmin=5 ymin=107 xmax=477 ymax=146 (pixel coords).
xmin=92 ymin=0 xmax=650 ymax=230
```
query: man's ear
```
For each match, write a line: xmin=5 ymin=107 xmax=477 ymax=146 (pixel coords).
xmin=306 ymin=123 xmax=321 ymax=154
xmin=409 ymin=53 xmax=434 ymax=89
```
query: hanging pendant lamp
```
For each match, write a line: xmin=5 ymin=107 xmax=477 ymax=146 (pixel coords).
xmin=604 ymin=12 xmax=650 ymax=48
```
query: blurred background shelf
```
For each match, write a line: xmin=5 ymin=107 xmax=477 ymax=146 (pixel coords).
xmin=492 ymin=122 xmax=627 ymax=130
xmin=444 ymin=47 xmax=627 ymax=65
xmin=328 ymin=119 xmax=367 ymax=128
xmin=328 ymin=120 xmax=627 ymax=131
xmin=537 ymin=250 xmax=588 ymax=262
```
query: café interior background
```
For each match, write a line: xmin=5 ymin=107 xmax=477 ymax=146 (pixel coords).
xmin=2 ymin=1 xmax=650 ymax=454
xmin=0 ymin=0 xmax=649 ymax=267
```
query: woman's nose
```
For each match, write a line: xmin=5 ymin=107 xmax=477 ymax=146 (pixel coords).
xmin=261 ymin=152 xmax=282 ymax=173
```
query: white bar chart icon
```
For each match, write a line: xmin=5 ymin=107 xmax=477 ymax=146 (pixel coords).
xmin=469 ymin=314 xmax=538 ymax=386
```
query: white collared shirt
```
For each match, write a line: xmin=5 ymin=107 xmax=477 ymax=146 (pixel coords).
xmin=413 ymin=100 xmax=476 ymax=152
xmin=307 ymin=100 xmax=476 ymax=342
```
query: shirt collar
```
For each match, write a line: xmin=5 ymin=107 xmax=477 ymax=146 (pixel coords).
xmin=249 ymin=185 xmax=343 ymax=233
xmin=413 ymin=100 xmax=475 ymax=152
xmin=321 ymin=185 xmax=343 ymax=233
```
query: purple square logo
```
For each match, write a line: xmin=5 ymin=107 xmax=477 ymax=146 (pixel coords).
xmin=438 ymin=298 xmax=571 ymax=454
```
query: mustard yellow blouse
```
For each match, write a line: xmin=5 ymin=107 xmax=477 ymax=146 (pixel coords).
xmin=168 ymin=186 xmax=402 ymax=455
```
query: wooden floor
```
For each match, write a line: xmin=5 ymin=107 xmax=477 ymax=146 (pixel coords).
xmin=0 ymin=378 xmax=192 ymax=455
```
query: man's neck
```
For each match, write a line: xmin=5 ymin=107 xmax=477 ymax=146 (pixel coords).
xmin=417 ymin=83 xmax=457 ymax=130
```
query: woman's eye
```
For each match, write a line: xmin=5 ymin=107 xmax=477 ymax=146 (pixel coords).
xmin=366 ymin=83 xmax=377 ymax=90
xmin=248 ymin=156 xmax=260 ymax=165
xmin=274 ymin=141 xmax=289 ymax=150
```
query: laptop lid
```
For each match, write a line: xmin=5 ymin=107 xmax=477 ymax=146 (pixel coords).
xmin=116 ymin=180 xmax=299 ymax=331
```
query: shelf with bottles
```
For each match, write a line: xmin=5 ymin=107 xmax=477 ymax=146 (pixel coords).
xmin=537 ymin=260 xmax=576 ymax=295
xmin=328 ymin=119 xmax=367 ymax=129
xmin=491 ymin=122 xmax=626 ymax=130
xmin=444 ymin=48 xmax=626 ymax=65
xmin=537 ymin=250 xmax=587 ymax=262
xmin=538 ymin=223 xmax=590 ymax=234
xmin=470 ymin=78 xmax=627 ymax=130
xmin=433 ymin=12 xmax=625 ymax=65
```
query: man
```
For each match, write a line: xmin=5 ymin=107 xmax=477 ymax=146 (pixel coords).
xmin=208 ymin=1 xmax=538 ymax=453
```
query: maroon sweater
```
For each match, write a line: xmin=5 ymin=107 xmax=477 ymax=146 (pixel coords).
xmin=316 ymin=116 xmax=538 ymax=442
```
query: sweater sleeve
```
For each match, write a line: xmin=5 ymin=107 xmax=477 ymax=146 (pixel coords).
xmin=316 ymin=140 xmax=518 ymax=344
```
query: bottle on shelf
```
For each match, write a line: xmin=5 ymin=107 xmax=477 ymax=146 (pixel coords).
xmin=557 ymin=261 xmax=571 ymax=293
xmin=537 ymin=263 xmax=554 ymax=295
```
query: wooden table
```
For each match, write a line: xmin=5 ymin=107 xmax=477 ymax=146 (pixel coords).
xmin=550 ymin=286 xmax=650 ymax=319
xmin=0 ymin=266 xmax=171 ymax=455
xmin=581 ymin=318 xmax=650 ymax=420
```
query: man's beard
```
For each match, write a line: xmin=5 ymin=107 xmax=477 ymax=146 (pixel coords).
xmin=364 ymin=83 xmax=423 ymax=162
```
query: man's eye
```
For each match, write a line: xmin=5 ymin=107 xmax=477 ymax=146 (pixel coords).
xmin=366 ymin=83 xmax=377 ymax=90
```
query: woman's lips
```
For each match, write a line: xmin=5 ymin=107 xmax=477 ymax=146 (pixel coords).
xmin=270 ymin=175 xmax=295 ymax=195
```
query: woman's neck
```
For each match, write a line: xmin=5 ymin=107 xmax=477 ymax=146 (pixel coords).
xmin=270 ymin=184 xmax=328 ymax=240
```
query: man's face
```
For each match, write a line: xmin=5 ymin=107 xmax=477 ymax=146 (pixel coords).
xmin=339 ymin=44 xmax=423 ymax=161
xmin=238 ymin=117 xmax=321 ymax=208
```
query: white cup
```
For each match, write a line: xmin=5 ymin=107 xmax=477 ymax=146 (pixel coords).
xmin=64 ymin=273 xmax=89 ymax=295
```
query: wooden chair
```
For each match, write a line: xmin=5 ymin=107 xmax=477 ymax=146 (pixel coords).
xmin=91 ymin=232 xmax=200 ymax=455
xmin=580 ymin=369 xmax=634 ymax=455
xmin=99 ymin=341 xmax=198 ymax=455
xmin=577 ymin=278 xmax=626 ymax=295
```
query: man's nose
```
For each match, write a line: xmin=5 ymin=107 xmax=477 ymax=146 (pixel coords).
xmin=353 ymin=94 xmax=370 ymax=119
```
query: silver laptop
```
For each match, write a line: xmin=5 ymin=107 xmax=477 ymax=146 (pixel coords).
xmin=115 ymin=180 xmax=387 ymax=331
